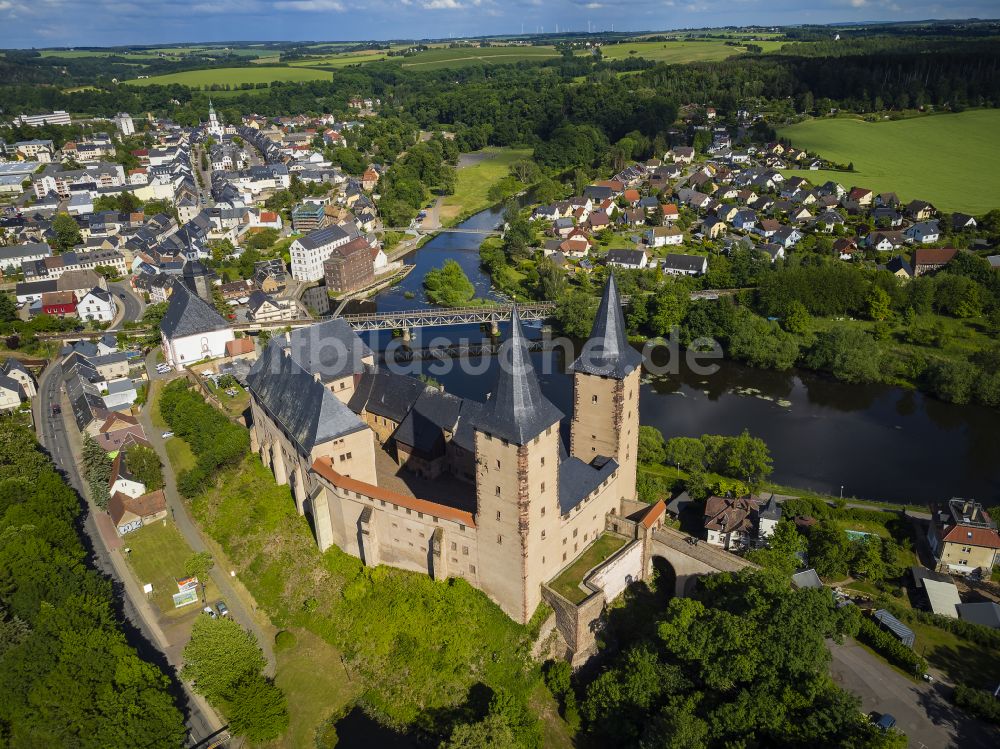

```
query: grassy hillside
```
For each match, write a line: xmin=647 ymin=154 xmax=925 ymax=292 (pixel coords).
xmin=439 ymin=146 xmax=533 ymax=224
xmin=778 ymin=110 xmax=1000 ymax=213
xmin=127 ymin=65 xmax=331 ymax=87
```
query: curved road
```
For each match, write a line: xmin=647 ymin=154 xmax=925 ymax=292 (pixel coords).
xmin=109 ymin=280 xmax=144 ymax=331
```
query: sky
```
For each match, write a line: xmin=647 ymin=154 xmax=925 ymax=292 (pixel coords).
xmin=0 ymin=0 xmax=995 ymax=48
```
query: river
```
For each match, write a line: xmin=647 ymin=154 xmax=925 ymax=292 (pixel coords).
xmin=345 ymin=205 xmax=1000 ymax=507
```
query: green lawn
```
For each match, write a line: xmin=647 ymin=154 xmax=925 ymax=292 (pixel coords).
xmin=123 ymin=521 xmax=215 ymax=618
xmin=911 ymin=619 xmax=1000 ymax=689
xmin=149 ymin=379 xmax=167 ymax=429
xmin=126 ymin=66 xmax=332 ymax=88
xmin=204 ymin=380 xmax=250 ymax=419
xmin=778 ymin=110 xmax=1000 ymax=213
xmin=268 ymin=628 xmax=359 ymax=749
xmin=599 ymin=40 xmax=755 ymax=64
xmin=548 ymin=534 xmax=628 ymax=604
xmin=289 ymin=50 xmax=391 ymax=68
xmin=439 ymin=146 xmax=532 ymax=224
xmin=165 ymin=437 xmax=196 ymax=474
xmin=400 ymin=46 xmax=562 ymax=70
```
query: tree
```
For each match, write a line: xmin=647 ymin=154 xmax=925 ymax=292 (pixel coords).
xmin=51 ymin=212 xmax=82 ymax=252
xmin=867 ymin=285 xmax=891 ymax=322
xmin=81 ymin=433 xmax=112 ymax=509
xmin=224 ymin=674 xmax=289 ymax=742
xmin=441 ymin=689 xmax=541 ymax=749
xmin=852 ymin=536 xmax=886 ymax=584
xmin=184 ymin=551 xmax=214 ymax=581
xmin=125 ymin=444 xmax=163 ymax=492
xmin=664 ymin=437 xmax=707 ymax=473
xmin=423 ymin=260 xmax=475 ymax=307
xmin=553 ymin=291 xmax=598 ymax=339
xmin=783 ymin=300 xmax=811 ymax=334
xmin=181 ymin=616 xmax=266 ymax=703
xmin=638 ymin=426 xmax=667 ymax=465
xmin=748 ymin=519 xmax=807 ymax=576
xmin=809 ymin=521 xmax=852 ymax=580
xmin=720 ymin=430 xmax=772 ymax=488
xmin=805 ymin=327 xmax=884 ymax=384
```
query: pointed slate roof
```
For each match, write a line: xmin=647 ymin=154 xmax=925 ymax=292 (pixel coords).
xmin=159 ymin=282 xmax=229 ymax=339
xmin=477 ymin=308 xmax=562 ymax=445
xmin=571 ymin=274 xmax=643 ymax=379
xmin=246 ymin=341 xmax=367 ymax=454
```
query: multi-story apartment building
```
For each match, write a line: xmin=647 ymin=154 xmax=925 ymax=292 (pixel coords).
xmin=289 ymin=224 xmax=351 ymax=282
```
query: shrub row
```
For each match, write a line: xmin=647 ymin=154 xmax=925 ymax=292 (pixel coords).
xmin=856 ymin=615 xmax=928 ymax=676
xmin=952 ymin=684 xmax=1000 ymax=725
xmin=158 ymin=379 xmax=249 ymax=496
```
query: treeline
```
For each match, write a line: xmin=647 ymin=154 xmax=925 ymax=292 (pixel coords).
xmin=158 ymin=379 xmax=249 ymax=496
xmin=0 ymin=420 xmax=185 ymax=746
xmin=564 ymin=569 xmax=905 ymax=748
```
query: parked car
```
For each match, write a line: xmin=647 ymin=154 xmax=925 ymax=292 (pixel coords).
xmin=202 ymin=606 xmax=217 ymax=619
xmin=161 ymin=431 xmax=174 ymax=439
xmin=873 ymin=713 xmax=896 ymax=731
xmin=216 ymin=601 xmax=230 ymax=618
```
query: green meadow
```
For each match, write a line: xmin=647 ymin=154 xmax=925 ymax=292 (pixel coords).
xmin=599 ymin=39 xmax=760 ymax=64
xmin=126 ymin=66 xmax=332 ymax=88
xmin=778 ymin=110 xmax=1000 ymax=213
xmin=400 ymin=45 xmax=562 ymax=69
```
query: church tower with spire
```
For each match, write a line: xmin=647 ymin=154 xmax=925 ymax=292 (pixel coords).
xmin=569 ymin=274 xmax=642 ymax=500
xmin=206 ymin=99 xmax=223 ymax=138
xmin=474 ymin=308 xmax=564 ymax=623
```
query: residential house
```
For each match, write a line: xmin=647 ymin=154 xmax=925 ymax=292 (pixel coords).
xmin=109 ymin=448 xmax=148 ymax=499
xmin=952 ymin=213 xmax=977 ymax=231
xmin=670 ymin=146 xmax=695 ymax=164
xmin=755 ymin=218 xmax=781 ymax=239
xmin=834 ymin=237 xmax=860 ymax=260
xmin=40 ymin=291 xmax=77 ymax=317
xmin=605 ymin=249 xmax=648 ymax=269
xmin=906 ymin=200 xmax=935 ymax=221
xmin=703 ymin=494 xmax=781 ymax=550
xmin=883 ymin=256 xmax=914 ymax=280
xmin=662 ymin=253 xmax=708 ymax=277
xmin=247 ymin=290 xmax=297 ymax=323
xmin=703 ymin=217 xmax=727 ymax=239
xmin=1 ymin=358 xmax=36 ymax=398
xmin=867 ymin=230 xmax=905 ymax=252
xmin=905 ymin=221 xmax=940 ymax=244
xmin=913 ymin=248 xmax=958 ymax=277
xmin=927 ymin=498 xmax=1000 ymax=575
xmin=96 ymin=412 xmax=147 ymax=452
xmin=0 ymin=242 xmax=52 ymax=273
xmin=290 ymin=224 xmax=352 ymax=282
xmin=77 ymin=287 xmax=116 ymax=322
xmin=0 ymin=375 xmax=26 ymax=412
xmin=108 ymin=489 xmax=168 ymax=536
xmin=646 ymin=226 xmax=684 ymax=247
xmin=847 ymin=187 xmax=873 ymax=206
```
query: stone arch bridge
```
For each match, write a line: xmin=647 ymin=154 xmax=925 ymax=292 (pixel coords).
xmin=646 ymin=525 xmax=758 ymax=596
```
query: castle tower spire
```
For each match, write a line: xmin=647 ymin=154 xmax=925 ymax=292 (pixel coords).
xmin=571 ymin=273 xmax=642 ymax=379
xmin=479 ymin=306 xmax=563 ymax=445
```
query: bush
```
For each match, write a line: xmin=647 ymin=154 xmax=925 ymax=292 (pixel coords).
xmin=274 ymin=629 xmax=297 ymax=652
xmin=856 ymin=616 xmax=927 ymax=676
xmin=952 ymin=683 xmax=1000 ymax=725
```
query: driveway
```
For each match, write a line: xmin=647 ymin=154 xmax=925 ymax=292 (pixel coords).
xmin=829 ymin=639 xmax=999 ymax=749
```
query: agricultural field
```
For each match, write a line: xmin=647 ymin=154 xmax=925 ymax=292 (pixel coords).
xmin=288 ymin=49 xmax=391 ymax=67
xmin=778 ymin=109 xmax=1000 ymax=213
xmin=400 ymin=45 xmax=562 ymax=70
xmin=126 ymin=65 xmax=332 ymax=88
xmin=599 ymin=39 xmax=760 ymax=64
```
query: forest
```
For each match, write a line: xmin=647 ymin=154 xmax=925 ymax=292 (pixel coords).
xmin=0 ymin=420 xmax=186 ymax=746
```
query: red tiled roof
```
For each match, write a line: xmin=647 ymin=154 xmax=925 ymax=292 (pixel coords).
xmin=942 ymin=524 xmax=1000 ymax=550
xmin=914 ymin=248 xmax=958 ymax=266
xmin=703 ymin=495 xmax=759 ymax=534
xmin=99 ymin=412 xmax=140 ymax=433
xmin=108 ymin=489 xmax=166 ymax=526
xmin=311 ymin=457 xmax=476 ymax=528
xmin=226 ymin=338 xmax=255 ymax=356
xmin=640 ymin=500 xmax=666 ymax=529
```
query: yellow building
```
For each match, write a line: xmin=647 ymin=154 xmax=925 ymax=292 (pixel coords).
xmin=927 ymin=498 xmax=1000 ymax=575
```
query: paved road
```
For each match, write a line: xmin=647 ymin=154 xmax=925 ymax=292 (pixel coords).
xmin=34 ymin=362 xmax=221 ymax=745
xmin=829 ymin=639 xmax=1000 ymax=749
xmin=109 ymin=280 xmax=144 ymax=329
xmin=139 ymin=353 xmax=277 ymax=675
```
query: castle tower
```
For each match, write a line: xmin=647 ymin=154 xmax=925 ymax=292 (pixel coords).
xmin=474 ymin=308 xmax=564 ymax=624
xmin=569 ymin=274 xmax=642 ymax=500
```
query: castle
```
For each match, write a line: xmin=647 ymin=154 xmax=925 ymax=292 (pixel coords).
xmin=246 ymin=276 xmax=643 ymax=624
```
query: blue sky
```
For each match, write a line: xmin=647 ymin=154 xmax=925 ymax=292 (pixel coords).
xmin=0 ymin=0 xmax=994 ymax=48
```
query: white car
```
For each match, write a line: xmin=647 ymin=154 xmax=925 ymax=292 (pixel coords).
xmin=161 ymin=431 xmax=174 ymax=439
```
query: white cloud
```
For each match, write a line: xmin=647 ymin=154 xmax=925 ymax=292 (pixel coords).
xmin=275 ymin=0 xmax=345 ymax=9
xmin=423 ymin=0 xmax=463 ymax=8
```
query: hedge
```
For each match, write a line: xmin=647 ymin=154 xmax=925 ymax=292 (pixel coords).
xmin=952 ymin=684 xmax=1000 ymax=725
xmin=856 ymin=616 xmax=927 ymax=676
xmin=158 ymin=380 xmax=249 ymax=496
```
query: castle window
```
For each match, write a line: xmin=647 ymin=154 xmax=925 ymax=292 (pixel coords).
xmin=495 ymin=486 xmax=501 ymax=497
xmin=379 ymin=500 xmax=386 ymax=507
xmin=562 ymin=552 xmax=566 ymax=562
xmin=496 ymin=511 xmax=501 ymax=521
xmin=459 ymin=524 xmax=466 ymax=532
xmin=497 ymin=535 xmax=502 ymax=545
xmin=496 ymin=459 xmax=501 ymax=469
xmin=592 ymin=395 xmax=598 ymax=404
xmin=417 ymin=512 xmax=423 ymax=519
xmin=451 ymin=542 xmax=457 ymax=551
xmin=406 ymin=508 xmax=411 ymax=515
xmin=541 ymin=506 xmax=545 ymax=517
xmin=541 ymin=530 xmax=546 ymax=540
xmin=540 ymin=482 xmax=545 ymax=493
xmin=573 ymin=529 xmax=578 ymax=538
xmin=540 ymin=456 xmax=545 ymax=467
xmin=470 ymin=565 xmax=476 ymax=574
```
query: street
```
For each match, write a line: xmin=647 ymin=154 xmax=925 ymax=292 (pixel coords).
xmin=109 ymin=280 xmax=144 ymax=330
xmin=829 ymin=639 xmax=1000 ymax=749
xmin=33 ymin=362 xmax=221 ymax=745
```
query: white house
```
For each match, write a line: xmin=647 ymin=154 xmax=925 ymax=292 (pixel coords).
xmin=289 ymin=224 xmax=352 ymax=282
xmin=1 ymin=358 xmax=37 ymax=398
xmin=78 ymin=287 xmax=116 ymax=322
xmin=905 ymin=221 xmax=940 ymax=244
xmin=646 ymin=226 xmax=684 ymax=247
xmin=0 ymin=242 xmax=52 ymax=273
xmin=662 ymin=253 xmax=708 ymax=277
xmin=159 ymin=282 xmax=235 ymax=371
xmin=605 ymin=249 xmax=648 ymax=269
xmin=109 ymin=450 xmax=146 ymax=499
xmin=0 ymin=375 xmax=26 ymax=412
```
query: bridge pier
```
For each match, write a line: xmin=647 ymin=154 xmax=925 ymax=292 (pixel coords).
xmin=401 ymin=327 xmax=412 ymax=343
xmin=489 ymin=321 xmax=499 ymax=336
